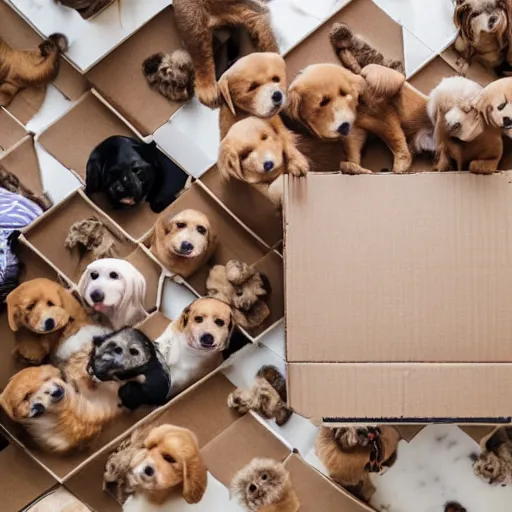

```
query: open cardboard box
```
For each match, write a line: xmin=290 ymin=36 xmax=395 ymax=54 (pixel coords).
xmin=0 ymin=110 xmax=26 ymax=153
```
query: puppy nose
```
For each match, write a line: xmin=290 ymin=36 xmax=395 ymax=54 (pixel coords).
xmin=179 ymin=241 xmax=194 ymax=254
xmin=44 ymin=318 xmax=55 ymax=331
xmin=504 ymin=116 xmax=512 ymax=127
xmin=337 ymin=122 xmax=351 ymax=136
xmin=263 ymin=161 xmax=274 ymax=172
xmin=144 ymin=465 xmax=154 ymax=477
xmin=50 ymin=385 xmax=64 ymax=400
xmin=249 ymin=484 xmax=257 ymax=493
xmin=271 ymin=90 xmax=283 ymax=104
xmin=200 ymin=333 xmax=214 ymax=347
xmin=31 ymin=403 xmax=45 ymax=417
xmin=90 ymin=290 xmax=105 ymax=303
xmin=489 ymin=15 xmax=498 ymax=27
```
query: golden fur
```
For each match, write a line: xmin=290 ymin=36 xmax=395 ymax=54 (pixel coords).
xmin=126 ymin=424 xmax=207 ymax=505
xmin=315 ymin=426 xmax=400 ymax=503
xmin=0 ymin=33 xmax=68 ymax=107
xmin=287 ymin=63 xmax=433 ymax=174
xmin=150 ymin=209 xmax=217 ymax=278
xmin=173 ymin=0 xmax=278 ymax=108
xmin=0 ymin=365 xmax=120 ymax=453
xmin=474 ymin=76 xmax=512 ymax=132
xmin=230 ymin=458 xmax=300 ymax=512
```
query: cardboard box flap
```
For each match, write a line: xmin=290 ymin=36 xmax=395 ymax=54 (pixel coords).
xmin=459 ymin=426 xmax=497 ymax=444
xmin=0 ymin=433 xmax=57 ymax=512
xmin=86 ymin=6 xmax=185 ymax=136
xmin=200 ymin=166 xmax=283 ymax=248
xmin=0 ymin=111 xmax=26 ymax=152
xmin=286 ymin=173 xmax=512 ymax=363
xmin=408 ymin=56 xmax=458 ymax=96
xmin=395 ymin=426 xmax=426 ymax=443
xmin=285 ymin=454 xmax=372 ymax=511
xmin=136 ymin=311 xmax=171 ymax=341
xmin=201 ymin=414 xmax=291 ymax=487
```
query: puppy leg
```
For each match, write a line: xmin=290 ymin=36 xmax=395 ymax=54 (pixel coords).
xmin=240 ymin=12 xmax=279 ymax=53
xmin=469 ymin=159 xmax=500 ymax=175
xmin=434 ymin=147 xmax=453 ymax=172
xmin=340 ymin=127 xmax=372 ymax=174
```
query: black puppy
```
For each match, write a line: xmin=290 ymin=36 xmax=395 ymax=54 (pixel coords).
xmin=85 ymin=136 xmax=189 ymax=213
xmin=87 ymin=327 xmax=172 ymax=410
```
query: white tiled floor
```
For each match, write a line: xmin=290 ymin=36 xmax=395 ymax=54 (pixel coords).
xmin=6 ymin=0 xmax=512 ymax=510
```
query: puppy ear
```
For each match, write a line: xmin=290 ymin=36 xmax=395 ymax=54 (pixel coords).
xmin=56 ymin=285 xmax=81 ymax=319
xmin=472 ymin=92 xmax=493 ymax=125
xmin=218 ymin=142 xmax=244 ymax=181
xmin=119 ymin=266 xmax=147 ymax=317
xmin=6 ymin=290 xmax=20 ymax=331
xmin=286 ymin=87 xmax=302 ymax=121
xmin=177 ymin=305 xmax=191 ymax=331
xmin=207 ymin=227 xmax=218 ymax=254
xmin=218 ymin=75 xmax=236 ymax=116
xmin=182 ymin=450 xmax=207 ymax=504
xmin=77 ymin=269 xmax=91 ymax=304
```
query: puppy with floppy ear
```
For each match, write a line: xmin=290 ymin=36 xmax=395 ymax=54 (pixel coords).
xmin=155 ymin=298 xmax=234 ymax=397
xmin=78 ymin=258 xmax=148 ymax=330
xmin=122 ymin=424 xmax=207 ymax=509
xmin=473 ymin=76 xmax=512 ymax=135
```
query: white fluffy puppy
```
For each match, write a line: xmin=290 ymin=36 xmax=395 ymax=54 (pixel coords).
xmin=79 ymin=258 xmax=148 ymax=330
xmin=155 ymin=298 xmax=234 ymax=397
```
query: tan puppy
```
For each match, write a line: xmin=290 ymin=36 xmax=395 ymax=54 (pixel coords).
xmin=0 ymin=365 xmax=121 ymax=453
xmin=0 ymin=34 xmax=68 ymax=107
xmin=123 ymin=424 xmax=207 ymax=507
xmin=287 ymin=63 xmax=433 ymax=174
xmin=6 ymin=278 xmax=92 ymax=364
xmin=474 ymin=76 xmax=512 ymax=134
xmin=150 ymin=209 xmax=217 ymax=278
xmin=428 ymin=76 xmax=503 ymax=173
xmin=315 ymin=426 xmax=400 ymax=503
xmin=173 ymin=0 xmax=278 ymax=108
xmin=453 ymin=0 xmax=512 ymax=69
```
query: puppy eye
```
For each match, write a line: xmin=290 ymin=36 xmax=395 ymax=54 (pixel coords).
xmin=162 ymin=454 xmax=176 ymax=464
xmin=261 ymin=473 xmax=268 ymax=481
xmin=197 ymin=225 xmax=207 ymax=235
xmin=498 ymin=102 xmax=507 ymax=111
xmin=248 ymin=82 xmax=260 ymax=92
xmin=114 ymin=347 xmax=123 ymax=355
xmin=129 ymin=348 xmax=139 ymax=356
xmin=319 ymin=96 xmax=331 ymax=107
xmin=261 ymin=133 xmax=268 ymax=141
xmin=272 ymin=76 xmax=280 ymax=83
xmin=26 ymin=303 xmax=35 ymax=311
xmin=339 ymin=89 xmax=346 ymax=97
xmin=47 ymin=301 xmax=54 ymax=307
xmin=194 ymin=316 xmax=203 ymax=323
xmin=240 ymin=149 xmax=253 ymax=160
xmin=236 ymin=289 xmax=244 ymax=296
xmin=90 ymin=271 xmax=99 ymax=280
xmin=215 ymin=319 xmax=225 ymax=327
xmin=24 ymin=392 xmax=31 ymax=402
xmin=176 ymin=222 xmax=186 ymax=229
xmin=110 ymin=272 xmax=119 ymax=280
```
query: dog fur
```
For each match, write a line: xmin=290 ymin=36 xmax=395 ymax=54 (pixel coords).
xmin=0 ymin=33 xmax=68 ymax=107
xmin=230 ymin=458 xmax=300 ymax=512
xmin=122 ymin=424 xmax=207 ymax=508
xmin=445 ymin=501 xmax=467 ymax=512
xmin=206 ymin=259 xmax=271 ymax=329
xmin=474 ymin=76 xmax=512 ymax=136
xmin=78 ymin=258 xmax=147 ymax=330
xmin=453 ymin=0 xmax=512 ymax=69
xmin=173 ymin=0 xmax=278 ymax=108
xmin=287 ymin=63 xmax=434 ymax=175
xmin=142 ymin=50 xmax=195 ymax=102
xmin=57 ymin=0 xmax=115 ymax=19
xmin=329 ymin=22 xmax=404 ymax=75
xmin=0 ymin=165 xmax=51 ymax=211
xmin=473 ymin=426 xmax=512 ymax=485
xmin=228 ymin=365 xmax=292 ymax=426
xmin=315 ymin=426 xmax=400 ymax=503
xmin=427 ymin=76 xmax=503 ymax=173
xmin=0 ymin=365 xmax=121 ymax=453
xmin=155 ymin=298 xmax=233 ymax=397
xmin=150 ymin=209 xmax=217 ymax=279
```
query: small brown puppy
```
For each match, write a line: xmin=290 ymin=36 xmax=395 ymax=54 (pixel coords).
xmin=453 ymin=0 xmax=512 ymax=69
xmin=473 ymin=427 xmax=512 ymax=485
xmin=287 ymin=63 xmax=433 ymax=174
xmin=6 ymin=278 xmax=91 ymax=364
xmin=231 ymin=458 xmax=300 ymax=512
xmin=315 ymin=426 xmax=400 ymax=503
xmin=124 ymin=424 xmax=207 ymax=506
xmin=150 ymin=209 xmax=217 ymax=278
xmin=173 ymin=0 xmax=278 ymax=108
xmin=0 ymin=33 xmax=68 ymax=107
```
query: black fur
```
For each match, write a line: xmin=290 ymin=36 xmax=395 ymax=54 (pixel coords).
xmin=85 ymin=136 xmax=189 ymax=213
xmin=143 ymin=53 xmax=164 ymax=76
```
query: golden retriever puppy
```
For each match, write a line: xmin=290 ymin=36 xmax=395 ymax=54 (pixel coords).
xmin=453 ymin=0 xmax=512 ymax=69
xmin=155 ymin=298 xmax=234 ymax=397
xmin=287 ymin=63 xmax=433 ymax=174
xmin=315 ymin=426 xmax=400 ymax=503
xmin=427 ymin=76 xmax=503 ymax=173
xmin=0 ymin=365 xmax=121 ymax=453
xmin=474 ymin=76 xmax=512 ymax=134
xmin=150 ymin=209 xmax=217 ymax=279
xmin=230 ymin=458 xmax=300 ymax=512
xmin=218 ymin=116 xmax=309 ymax=205
xmin=122 ymin=424 xmax=207 ymax=509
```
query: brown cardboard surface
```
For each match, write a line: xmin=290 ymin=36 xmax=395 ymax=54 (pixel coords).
xmin=200 ymin=166 xmax=283 ymax=248
xmin=459 ymin=426 xmax=497 ymax=444
xmin=136 ymin=311 xmax=171 ymax=340
xmin=395 ymin=426 xmax=426 ymax=442
xmin=86 ymin=6 xmax=185 ymax=136
xmin=0 ymin=110 xmax=26 ymax=151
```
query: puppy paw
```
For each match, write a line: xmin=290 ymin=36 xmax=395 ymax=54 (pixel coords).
xmin=339 ymin=162 xmax=372 ymax=175
xmin=195 ymin=81 xmax=221 ymax=109
xmin=469 ymin=161 xmax=497 ymax=175
xmin=392 ymin=152 xmax=412 ymax=173
xmin=287 ymin=151 xmax=310 ymax=177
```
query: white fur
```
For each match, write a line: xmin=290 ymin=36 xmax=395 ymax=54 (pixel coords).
xmin=78 ymin=258 xmax=148 ymax=330
xmin=329 ymin=103 xmax=356 ymax=137
xmin=254 ymin=84 xmax=286 ymax=117
xmin=412 ymin=128 xmax=436 ymax=153
xmin=55 ymin=324 xmax=110 ymax=362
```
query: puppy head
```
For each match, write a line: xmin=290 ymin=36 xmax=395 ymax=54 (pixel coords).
xmin=287 ymin=64 xmax=365 ymax=139
xmin=88 ymin=328 xmax=154 ymax=381
xmin=78 ymin=258 xmax=146 ymax=316
xmin=129 ymin=425 xmax=207 ymax=504
xmin=473 ymin=451 xmax=504 ymax=483
xmin=225 ymin=260 xmax=268 ymax=311
xmin=218 ymin=53 xmax=287 ymax=117
xmin=230 ymin=458 xmax=290 ymax=511
xmin=219 ymin=117 xmax=285 ymax=184
xmin=427 ymin=76 xmax=485 ymax=141
xmin=6 ymin=278 xmax=78 ymax=334
xmin=0 ymin=365 xmax=67 ymax=422
xmin=474 ymin=77 xmax=512 ymax=132
xmin=154 ymin=209 xmax=214 ymax=260
xmin=176 ymin=297 xmax=233 ymax=352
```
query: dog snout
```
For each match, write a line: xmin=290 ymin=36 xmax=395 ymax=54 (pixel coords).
xmin=489 ymin=15 xmax=498 ymax=29
xmin=30 ymin=403 xmax=45 ymax=418
xmin=337 ymin=122 xmax=351 ymax=136
xmin=44 ymin=318 xmax=55 ymax=331
xmin=90 ymin=290 xmax=105 ymax=303
xmin=271 ymin=90 xmax=283 ymax=105
xmin=50 ymin=385 xmax=65 ymax=401
xmin=249 ymin=484 xmax=257 ymax=493
xmin=179 ymin=241 xmax=194 ymax=255
xmin=200 ymin=333 xmax=214 ymax=348
xmin=503 ymin=116 xmax=512 ymax=128
xmin=263 ymin=161 xmax=275 ymax=172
